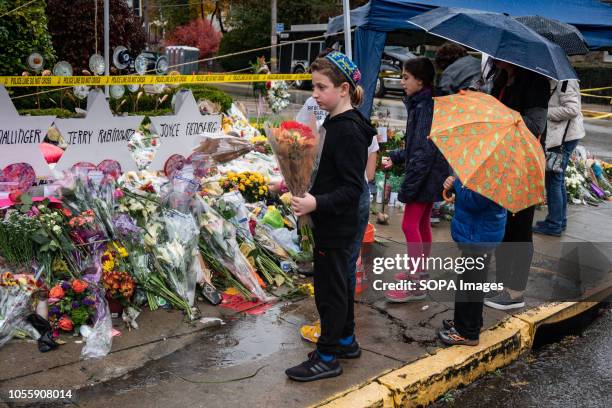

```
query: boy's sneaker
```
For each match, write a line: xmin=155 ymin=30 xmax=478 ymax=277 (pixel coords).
xmin=285 ymin=352 xmax=342 ymax=382
xmin=299 ymin=321 xmax=320 ymax=343
xmin=484 ymin=291 xmax=525 ymax=310
xmin=336 ymin=339 xmax=362 ymax=359
xmin=385 ymin=289 xmax=426 ymax=303
xmin=438 ymin=327 xmax=479 ymax=346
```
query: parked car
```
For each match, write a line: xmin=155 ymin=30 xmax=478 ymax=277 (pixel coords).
xmin=375 ymin=46 xmax=417 ymax=97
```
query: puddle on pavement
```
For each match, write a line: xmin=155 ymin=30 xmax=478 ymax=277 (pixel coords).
xmin=81 ymin=303 xmax=308 ymax=396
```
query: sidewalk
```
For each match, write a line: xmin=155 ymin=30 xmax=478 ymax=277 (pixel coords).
xmin=0 ymin=202 xmax=610 ymax=407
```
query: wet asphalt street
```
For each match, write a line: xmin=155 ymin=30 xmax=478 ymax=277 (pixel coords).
xmin=431 ymin=304 xmax=611 ymax=408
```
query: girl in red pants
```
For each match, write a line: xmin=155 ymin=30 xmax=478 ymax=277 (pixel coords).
xmin=382 ymin=57 xmax=449 ymax=302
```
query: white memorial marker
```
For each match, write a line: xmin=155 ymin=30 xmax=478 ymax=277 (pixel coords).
xmin=54 ymin=89 xmax=143 ymax=172
xmin=0 ymin=85 xmax=54 ymax=177
xmin=148 ymin=89 xmax=221 ymax=171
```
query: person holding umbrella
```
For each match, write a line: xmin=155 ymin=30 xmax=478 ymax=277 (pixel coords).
xmin=482 ymin=60 xmax=550 ymax=310
xmin=435 ymin=42 xmax=482 ymax=96
xmin=427 ymin=90 xmax=547 ymax=345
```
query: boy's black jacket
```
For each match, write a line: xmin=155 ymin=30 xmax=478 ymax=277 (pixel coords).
xmin=310 ymin=108 xmax=376 ymax=248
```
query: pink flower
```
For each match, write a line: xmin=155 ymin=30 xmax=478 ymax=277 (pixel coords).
xmin=113 ymin=189 xmax=124 ymax=199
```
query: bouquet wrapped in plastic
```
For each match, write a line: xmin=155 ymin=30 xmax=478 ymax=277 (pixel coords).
xmin=265 ymin=120 xmax=325 ymax=213
xmin=192 ymin=134 xmax=253 ymax=164
xmin=265 ymin=118 xmax=325 ymax=258
xmin=194 ymin=196 xmax=272 ymax=302
xmin=0 ymin=271 xmax=44 ymax=349
xmin=149 ymin=209 xmax=200 ymax=320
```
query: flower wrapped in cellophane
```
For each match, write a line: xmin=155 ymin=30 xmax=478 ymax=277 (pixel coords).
xmin=1 ymin=270 xmax=45 ymax=349
xmin=265 ymin=118 xmax=325 ymax=258
xmin=148 ymin=209 xmax=200 ymax=320
xmin=194 ymin=196 xmax=272 ymax=302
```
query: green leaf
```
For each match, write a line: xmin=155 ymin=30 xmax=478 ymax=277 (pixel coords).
xmin=20 ymin=194 xmax=33 ymax=205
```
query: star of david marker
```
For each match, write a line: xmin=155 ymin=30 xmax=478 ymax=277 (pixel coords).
xmin=0 ymin=85 xmax=54 ymax=177
xmin=148 ymin=89 xmax=222 ymax=171
xmin=54 ymin=89 xmax=143 ymax=173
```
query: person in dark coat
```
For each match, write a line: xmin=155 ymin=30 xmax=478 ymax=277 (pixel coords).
xmin=435 ymin=42 xmax=482 ymax=96
xmin=381 ymin=57 xmax=449 ymax=303
xmin=485 ymin=60 xmax=550 ymax=310
xmin=438 ymin=176 xmax=507 ymax=345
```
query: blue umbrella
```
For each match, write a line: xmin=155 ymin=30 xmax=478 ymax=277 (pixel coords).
xmin=408 ymin=7 xmax=578 ymax=81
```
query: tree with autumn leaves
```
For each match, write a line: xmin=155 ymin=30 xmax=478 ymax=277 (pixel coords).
xmin=164 ymin=18 xmax=222 ymax=59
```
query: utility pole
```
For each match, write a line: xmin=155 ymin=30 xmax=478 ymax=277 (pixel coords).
xmin=270 ymin=0 xmax=277 ymax=73
xmin=342 ymin=0 xmax=352 ymax=59
xmin=104 ymin=0 xmax=110 ymax=97
xmin=143 ymin=0 xmax=149 ymax=48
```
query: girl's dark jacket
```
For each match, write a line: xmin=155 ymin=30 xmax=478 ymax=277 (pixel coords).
xmin=389 ymin=89 xmax=449 ymax=204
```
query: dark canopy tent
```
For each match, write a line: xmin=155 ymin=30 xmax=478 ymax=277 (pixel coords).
xmin=327 ymin=0 xmax=612 ymax=116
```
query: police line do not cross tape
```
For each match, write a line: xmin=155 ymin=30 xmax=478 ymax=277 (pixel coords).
xmin=0 ymin=73 xmax=313 ymax=87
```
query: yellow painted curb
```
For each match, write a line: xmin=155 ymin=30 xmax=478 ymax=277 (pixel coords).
xmin=316 ymin=382 xmax=395 ymax=408
xmin=514 ymin=301 xmax=600 ymax=329
xmin=316 ymin=297 xmax=608 ymax=408
xmin=377 ymin=317 xmax=530 ymax=408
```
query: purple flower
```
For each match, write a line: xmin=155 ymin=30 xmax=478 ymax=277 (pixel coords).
xmin=50 ymin=306 xmax=60 ymax=315
xmin=82 ymin=297 xmax=95 ymax=306
xmin=72 ymin=300 xmax=80 ymax=308
xmin=113 ymin=214 xmax=142 ymax=239
xmin=61 ymin=281 xmax=70 ymax=290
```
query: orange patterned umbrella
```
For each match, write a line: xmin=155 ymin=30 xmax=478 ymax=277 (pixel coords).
xmin=430 ymin=90 xmax=545 ymax=213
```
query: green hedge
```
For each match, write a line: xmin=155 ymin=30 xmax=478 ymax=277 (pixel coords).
xmin=17 ymin=108 xmax=75 ymax=118
xmin=180 ymin=84 xmax=233 ymax=113
xmin=11 ymin=85 xmax=233 ymax=116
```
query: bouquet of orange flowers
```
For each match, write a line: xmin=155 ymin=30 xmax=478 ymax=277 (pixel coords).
xmin=265 ymin=120 xmax=325 ymax=221
xmin=265 ymin=119 xmax=325 ymax=259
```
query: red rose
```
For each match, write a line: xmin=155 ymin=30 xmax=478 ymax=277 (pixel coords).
xmin=71 ymin=279 xmax=88 ymax=294
xmin=49 ymin=285 xmax=65 ymax=299
xmin=8 ymin=190 xmax=22 ymax=203
xmin=58 ymin=315 xmax=74 ymax=331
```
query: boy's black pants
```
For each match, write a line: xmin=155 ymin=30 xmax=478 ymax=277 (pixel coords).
xmin=453 ymin=249 xmax=491 ymax=341
xmin=313 ymin=246 xmax=354 ymax=355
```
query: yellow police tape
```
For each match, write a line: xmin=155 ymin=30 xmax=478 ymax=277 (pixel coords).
xmin=0 ymin=73 xmax=312 ymax=87
xmin=580 ymin=86 xmax=612 ymax=93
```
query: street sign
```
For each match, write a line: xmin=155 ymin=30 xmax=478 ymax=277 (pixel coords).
xmin=276 ymin=23 xmax=284 ymax=33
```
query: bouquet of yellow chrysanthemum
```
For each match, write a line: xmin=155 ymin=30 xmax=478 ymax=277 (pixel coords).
xmin=101 ymin=242 xmax=135 ymax=306
xmin=220 ymin=171 xmax=269 ymax=203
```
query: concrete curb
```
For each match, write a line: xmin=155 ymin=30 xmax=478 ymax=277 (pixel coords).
xmin=314 ymin=299 xmax=607 ymax=408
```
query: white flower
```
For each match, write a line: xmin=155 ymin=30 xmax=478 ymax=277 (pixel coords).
xmin=130 ymin=200 xmax=144 ymax=211
xmin=52 ymin=225 xmax=62 ymax=234
xmin=156 ymin=240 xmax=185 ymax=269
xmin=144 ymin=223 xmax=161 ymax=247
